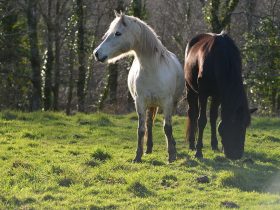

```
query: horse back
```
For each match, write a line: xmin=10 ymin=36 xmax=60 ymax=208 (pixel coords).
xmin=184 ymin=33 xmax=242 ymax=97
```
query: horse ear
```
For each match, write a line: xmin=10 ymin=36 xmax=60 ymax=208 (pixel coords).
xmin=121 ymin=14 xmax=127 ymax=26
xmin=114 ymin=10 xmax=121 ymax=17
xmin=249 ymin=108 xmax=258 ymax=114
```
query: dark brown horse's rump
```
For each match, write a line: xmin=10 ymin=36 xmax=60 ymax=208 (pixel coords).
xmin=184 ymin=32 xmax=253 ymax=160
xmin=185 ymin=33 xmax=242 ymax=97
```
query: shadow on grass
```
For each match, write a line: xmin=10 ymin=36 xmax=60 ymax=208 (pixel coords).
xmin=147 ymin=159 xmax=165 ymax=166
xmin=196 ymin=151 xmax=280 ymax=194
xmin=127 ymin=181 xmax=154 ymax=197
xmin=90 ymin=204 xmax=118 ymax=210
xmin=78 ymin=116 xmax=114 ymax=127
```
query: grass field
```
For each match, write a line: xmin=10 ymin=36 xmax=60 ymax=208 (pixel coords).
xmin=0 ymin=110 xmax=279 ymax=209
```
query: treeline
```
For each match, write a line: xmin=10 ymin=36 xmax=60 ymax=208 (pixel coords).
xmin=0 ymin=0 xmax=279 ymax=115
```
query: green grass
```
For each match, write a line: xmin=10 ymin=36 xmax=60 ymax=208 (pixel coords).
xmin=0 ymin=110 xmax=279 ymax=209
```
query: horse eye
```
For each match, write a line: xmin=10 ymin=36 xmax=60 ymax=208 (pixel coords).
xmin=115 ymin=31 xmax=121 ymax=36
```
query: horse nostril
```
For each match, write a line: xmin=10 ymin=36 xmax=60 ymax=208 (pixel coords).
xmin=95 ymin=51 xmax=99 ymax=59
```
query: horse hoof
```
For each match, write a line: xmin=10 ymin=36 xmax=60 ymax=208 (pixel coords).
xmin=145 ymin=148 xmax=153 ymax=154
xmin=133 ymin=157 xmax=142 ymax=163
xmin=189 ymin=145 xmax=196 ymax=151
xmin=211 ymin=146 xmax=219 ymax=152
xmin=168 ymin=153 xmax=177 ymax=163
xmin=195 ymin=152 xmax=203 ymax=159
xmin=168 ymin=157 xmax=176 ymax=163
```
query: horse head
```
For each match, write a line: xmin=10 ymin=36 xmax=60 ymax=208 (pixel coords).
xmin=218 ymin=108 xmax=257 ymax=159
xmin=93 ymin=11 xmax=134 ymax=63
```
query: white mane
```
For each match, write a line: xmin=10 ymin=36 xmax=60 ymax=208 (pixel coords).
xmin=108 ymin=15 xmax=168 ymax=63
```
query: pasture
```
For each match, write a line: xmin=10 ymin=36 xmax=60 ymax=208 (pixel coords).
xmin=0 ymin=110 xmax=279 ymax=209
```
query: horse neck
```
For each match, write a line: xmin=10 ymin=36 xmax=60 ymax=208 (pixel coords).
xmin=133 ymin=49 xmax=159 ymax=70
xmin=220 ymin=86 xmax=250 ymax=126
xmin=132 ymin=23 xmax=166 ymax=68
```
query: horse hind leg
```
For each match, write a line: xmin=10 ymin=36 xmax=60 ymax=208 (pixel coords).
xmin=145 ymin=107 xmax=158 ymax=154
xmin=163 ymin=102 xmax=176 ymax=163
xmin=186 ymin=90 xmax=198 ymax=150
xmin=195 ymin=95 xmax=208 ymax=158
xmin=210 ymin=97 xmax=220 ymax=151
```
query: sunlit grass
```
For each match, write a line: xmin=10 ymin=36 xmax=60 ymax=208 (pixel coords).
xmin=0 ymin=110 xmax=279 ymax=209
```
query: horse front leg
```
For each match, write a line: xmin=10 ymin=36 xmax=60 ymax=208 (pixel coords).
xmin=145 ymin=107 xmax=157 ymax=154
xmin=163 ymin=102 xmax=176 ymax=163
xmin=133 ymin=100 xmax=146 ymax=163
xmin=195 ymin=95 xmax=208 ymax=158
xmin=210 ymin=97 xmax=220 ymax=151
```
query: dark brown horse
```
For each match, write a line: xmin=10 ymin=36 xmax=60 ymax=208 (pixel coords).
xmin=184 ymin=32 xmax=256 ymax=160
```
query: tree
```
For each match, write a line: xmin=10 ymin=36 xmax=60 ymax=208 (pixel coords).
xmin=243 ymin=18 xmax=280 ymax=114
xmin=97 ymin=0 xmax=124 ymax=110
xmin=26 ymin=0 xmax=42 ymax=111
xmin=129 ymin=0 xmax=147 ymax=19
xmin=39 ymin=0 xmax=71 ymax=111
xmin=0 ymin=0 xmax=30 ymax=109
xmin=65 ymin=5 xmax=77 ymax=116
xmin=245 ymin=0 xmax=256 ymax=33
xmin=53 ymin=0 xmax=71 ymax=111
xmin=201 ymin=0 xmax=239 ymax=33
xmin=76 ymin=0 xmax=86 ymax=112
xmin=40 ymin=0 xmax=54 ymax=111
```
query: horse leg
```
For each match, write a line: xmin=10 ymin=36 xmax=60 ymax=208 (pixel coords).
xmin=210 ymin=97 xmax=220 ymax=151
xmin=133 ymin=100 xmax=146 ymax=163
xmin=186 ymin=90 xmax=198 ymax=150
xmin=145 ymin=107 xmax=157 ymax=154
xmin=195 ymin=95 xmax=208 ymax=158
xmin=163 ymin=102 xmax=176 ymax=163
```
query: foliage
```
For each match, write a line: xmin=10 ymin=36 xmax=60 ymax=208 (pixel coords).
xmin=0 ymin=1 xmax=31 ymax=110
xmin=127 ymin=0 xmax=147 ymax=19
xmin=76 ymin=0 xmax=86 ymax=112
xmin=0 ymin=111 xmax=279 ymax=209
xmin=243 ymin=18 xmax=280 ymax=115
xmin=202 ymin=0 xmax=239 ymax=33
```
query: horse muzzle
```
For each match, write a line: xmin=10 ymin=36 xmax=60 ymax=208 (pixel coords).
xmin=224 ymin=147 xmax=244 ymax=160
xmin=94 ymin=50 xmax=108 ymax=63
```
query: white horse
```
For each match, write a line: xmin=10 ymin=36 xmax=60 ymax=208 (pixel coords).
xmin=94 ymin=11 xmax=185 ymax=163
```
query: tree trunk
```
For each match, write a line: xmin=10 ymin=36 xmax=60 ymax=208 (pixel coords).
xmin=245 ymin=0 xmax=256 ymax=32
xmin=271 ymin=88 xmax=277 ymax=113
xmin=205 ymin=0 xmax=239 ymax=33
xmin=53 ymin=1 xmax=61 ymax=111
xmin=209 ymin=0 xmax=222 ymax=33
xmin=244 ymin=0 xmax=256 ymax=106
xmin=66 ymin=45 xmax=75 ymax=116
xmin=66 ymin=6 xmax=76 ymax=116
xmin=85 ymin=40 xmax=95 ymax=107
xmin=97 ymin=63 xmax=118 ymax=110
xmin=26 ymin=0 xmax=42 ymax=111
xmin=76 ymin=0 xmax=86 ymax=112
xmin=97 ymin=79 xmax=109 ymax=111
xmin=44 ymin=0 xmax=54 ymax=111
xmin=108 ymin=64 xmax=118 ymax=103
xmin=277 ymin=91 xmax=280 ymax=113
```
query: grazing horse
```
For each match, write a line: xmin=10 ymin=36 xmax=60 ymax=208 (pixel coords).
xmin=94 ymin=11 xmax=185 ymax=162
xmin=184 ymin=32 xmax=256 ymax=160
